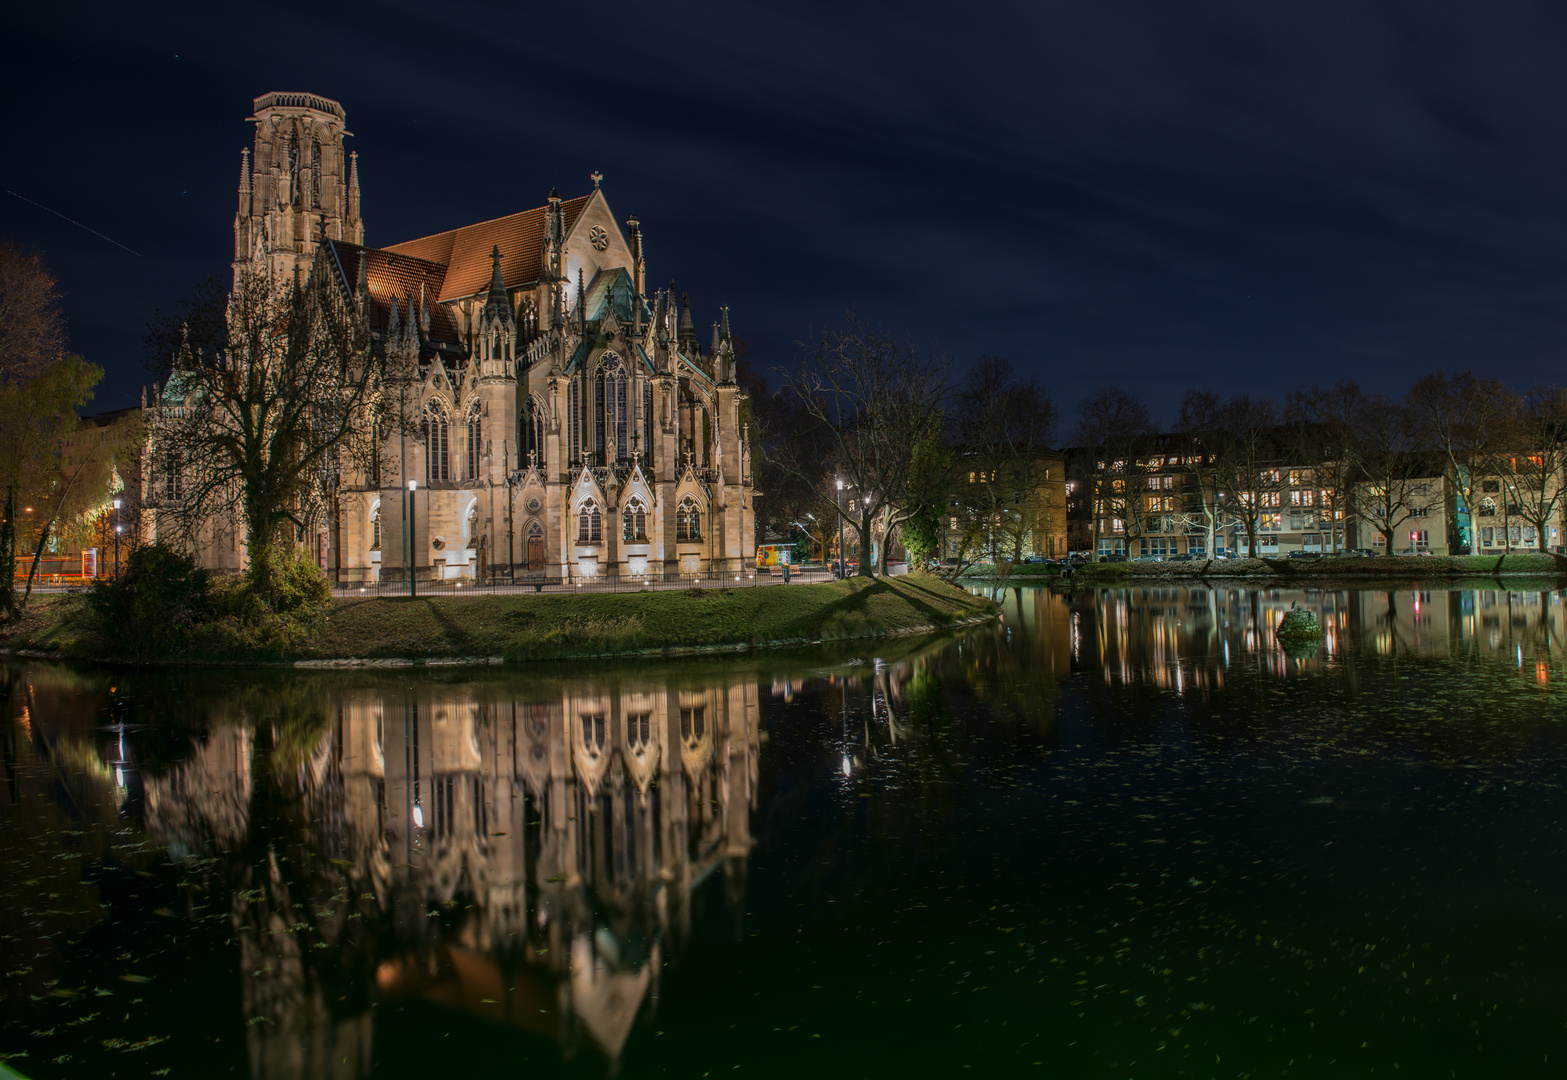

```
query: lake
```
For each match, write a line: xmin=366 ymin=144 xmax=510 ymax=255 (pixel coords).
xmin=3 ymin=583 xmax=1566 ymax=1078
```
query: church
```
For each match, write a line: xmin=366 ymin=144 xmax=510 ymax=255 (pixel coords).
xmin=187 ymin=90 xmax=756 ymax=583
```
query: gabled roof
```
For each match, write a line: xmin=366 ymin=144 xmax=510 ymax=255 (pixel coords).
xmin=324 ymin=240 xmax=461 ymax=345
xmin=382 ymin=195 xmax=592 ymax=303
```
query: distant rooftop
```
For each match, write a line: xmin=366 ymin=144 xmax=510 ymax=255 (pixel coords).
xmin=251 ymin=92 xmax=346 ymax=121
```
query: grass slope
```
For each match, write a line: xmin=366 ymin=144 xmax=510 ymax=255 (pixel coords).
xmin=0 ymin=575 xmax=994 ymax=665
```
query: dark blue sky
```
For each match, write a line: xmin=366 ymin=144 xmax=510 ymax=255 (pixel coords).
xmin=5 ymin=0 xmax=1567 ymax=426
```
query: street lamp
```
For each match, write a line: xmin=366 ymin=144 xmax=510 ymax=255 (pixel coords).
xmin=408 ymin=479 xmax=418 ymax=597
xmin=836 ymin=480 xmax=845 ymax=579
xmin=112 ymin=498 xmax=122 ymax=578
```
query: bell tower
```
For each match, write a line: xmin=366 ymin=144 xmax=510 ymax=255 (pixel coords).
xmin=233 ymin=92 xmax=363 ymax=287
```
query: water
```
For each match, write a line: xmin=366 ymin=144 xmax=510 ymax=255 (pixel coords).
xmin=3 ymin=584 xmax=1566 ymax=1079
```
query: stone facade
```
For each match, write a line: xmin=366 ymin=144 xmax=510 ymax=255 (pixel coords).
xmin=203 ymin=91 xmax=755 ymax=582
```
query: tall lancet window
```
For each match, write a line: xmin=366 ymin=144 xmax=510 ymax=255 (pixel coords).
xmin=310 ymin=140 xmax=322 ymax=209
xmin=601 ymin=353 xmax=628 ymax=462
xmin=642 ymin=380 xmax=653 ymax=459
xmin=424 ymin=404 xmax=450 ymax=481
xmin=287 ymin=131 xmax=300 ymax=206
xmin=568 ymin=380 xmax=581 ymax=465
xmin=466 ymin=406 xmax=482 ymax=480
xmin=594 ymin=368 xmax=605 ymax=462
xmin=520 ymin=396 xmax=545 ymax=469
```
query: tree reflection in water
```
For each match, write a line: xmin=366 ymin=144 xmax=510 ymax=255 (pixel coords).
xmin=6 ymin=584 xmax=1567 ymax=1078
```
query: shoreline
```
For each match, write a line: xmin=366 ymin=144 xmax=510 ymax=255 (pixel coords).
xmin=0 ymin=575 xmax=998 ymax=669
xmin=960 ymin=552 xmax=1567 ymax=584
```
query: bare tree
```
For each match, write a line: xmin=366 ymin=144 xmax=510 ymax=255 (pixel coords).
xmin=1172 ymin=390 xmax=1233 ymax=556
xmin=1283 ymin=381 xmax=1363 ymax=554
xmin=1501 ymin=385 xmax=1567 ymax=555
xmin=1347 ymin=393 xmax=1435 ymax=553
xmin=1071 ymin=387 xmax=1154 ymax=560
xmin=952 ymin=356 xmax=1057 ymax=568
xmin=151 ymin=264 xmax=380 ymax=603
xmin=770 ymin=312 xmax=948 ymax=578
xmin=1207 ymin=395 xmax=1280 ymax=558
xmin=1408 ymin=371 xmax=1518 ymax=553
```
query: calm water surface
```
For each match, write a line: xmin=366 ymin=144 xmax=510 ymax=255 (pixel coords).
xmin=4 ymin=584 xmax=1567 ymax=1079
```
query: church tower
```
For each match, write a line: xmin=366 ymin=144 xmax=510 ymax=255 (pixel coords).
xmin=233 ymin=92 xmax=363 ymax=287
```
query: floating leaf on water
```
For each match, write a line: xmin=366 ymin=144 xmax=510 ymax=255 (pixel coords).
xmin=118 ymin=974 xmax=153 ymax=983
xmin=545 ymin=875 xmax=567 ymax=883
xmin=153 ymin=907 xmax=175 ymax=918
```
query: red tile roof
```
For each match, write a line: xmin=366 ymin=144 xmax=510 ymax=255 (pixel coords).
xmin=325 ymin=241 xmax=461 ymax=343
xmin=382 ymin=195 xmax=592 ymax=304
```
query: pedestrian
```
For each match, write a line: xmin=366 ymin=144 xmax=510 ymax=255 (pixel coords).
xmin=783 ymin=561 xmax=791 ymax=584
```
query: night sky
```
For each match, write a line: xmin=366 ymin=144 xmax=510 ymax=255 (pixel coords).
xmin=5 ymin=0 xmax=1567 ymax=427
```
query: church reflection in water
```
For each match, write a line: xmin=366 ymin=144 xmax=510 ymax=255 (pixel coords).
xmin=22 ymin=584 xmax=1567 ymax=1078
xmin=138 ymin=671 xmax=760 ymax=1076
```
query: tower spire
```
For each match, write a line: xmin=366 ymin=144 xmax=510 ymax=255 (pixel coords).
xmin=346 ymin=150 xmax=363 ymax=243
xmin=484 ymin=244 xmax=509 ymax=317
xmin=234 ymin=148 xmax=254 ymax=263
xmin=238 ymin=148 xmax=252 ymax=217
xmin=678 ymin=291 xmax=696 ymax=355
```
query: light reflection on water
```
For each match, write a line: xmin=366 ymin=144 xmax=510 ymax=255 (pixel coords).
xmin=3 ymin=584 xmax=1567 ymax=1078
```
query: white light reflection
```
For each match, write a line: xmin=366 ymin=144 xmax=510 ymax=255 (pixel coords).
xmin=412 ymin=804 xmax=424 ymax=828
xmin=841 ymin=755 xmax=852 ymax=777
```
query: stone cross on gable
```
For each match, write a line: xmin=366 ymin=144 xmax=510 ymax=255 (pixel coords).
xmin=590 ymin=171 xmax=603 ymax=189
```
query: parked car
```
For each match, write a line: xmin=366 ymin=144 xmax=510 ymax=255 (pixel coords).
xmin=1166 ymin=553 xmax=1196 ymax=562
xmin=1284 ymin=550 xmax=1323 ymax=559
xmin=1022 ymin=555 xmax=1056 ymax=565
xmin=1101 ymin=553 xmax=1128 ymax=563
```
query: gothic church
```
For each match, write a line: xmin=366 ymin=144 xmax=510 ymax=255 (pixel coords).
xmin=209 ymin=91 xmax=756 ymax=583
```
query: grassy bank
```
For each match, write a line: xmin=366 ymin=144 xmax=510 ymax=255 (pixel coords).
xmin=1070 ymin=552 xmax=1567 ymax=581
xmin=0 ymin=574 xmax=996 ymax=666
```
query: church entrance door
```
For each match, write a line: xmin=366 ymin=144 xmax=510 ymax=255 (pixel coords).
xmin=526 ymin=532 xmax=545 ymax=572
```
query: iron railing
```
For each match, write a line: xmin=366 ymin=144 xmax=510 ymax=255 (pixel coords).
xmin=330 ymin=567 xmax=835 ymax=597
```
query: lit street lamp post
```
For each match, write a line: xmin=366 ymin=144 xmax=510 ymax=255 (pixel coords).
xmin=836 ymin=480 xmax=845 ymax=579
xmin=408 ymin=479 xmax=418 ymax=597
xmin=112 ymin=497 xmax=121 ymax=578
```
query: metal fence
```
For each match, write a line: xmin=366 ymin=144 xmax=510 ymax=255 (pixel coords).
xmin=329 ymin=567 xmax=837 ymax=598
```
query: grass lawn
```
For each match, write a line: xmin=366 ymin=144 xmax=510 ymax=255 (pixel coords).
xmin=0 ymin=574 xmax=995 ymax=665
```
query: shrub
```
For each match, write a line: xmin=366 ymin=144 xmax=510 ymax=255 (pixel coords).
xmin=245 ymin=544 xmax=331 ymax=615
xmin=88 ymin=542 xmax=212 ymax=655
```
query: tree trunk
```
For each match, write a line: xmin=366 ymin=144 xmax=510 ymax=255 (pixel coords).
xmin=857 ymin=510 xmax=874 ymax=577
xmin=0 ymin=486 xmax=16 ymax=619
xmin=1091 ymin=491 xmax=1102 ymax=561
xmin=21 ymin=519 xmax=51 ymax=611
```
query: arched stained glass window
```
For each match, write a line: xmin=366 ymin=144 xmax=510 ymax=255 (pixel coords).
xmin=520 ymin=396 xmax=545 ymax=469
xmin=310 ymin=140 xmax=321 ymax=209
xmin=466 ymin=407 xmax=481 ymax=480
xmin=577 ymin=500 xmax=602 ymax=543
xmin=568 ymin=379 xmax=580 ymax=465
xmin=676 ymin=496 xmax=702 ymax=541
xmin=600 ymin=354 xmax=628 ymax=462
xmin=642 ymin=379 xmax=653 ymax=457
xmin=424 ymin=405 xmax=450 ymax=481
xmin=622 ymin=501 xmax=647 ymax=542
